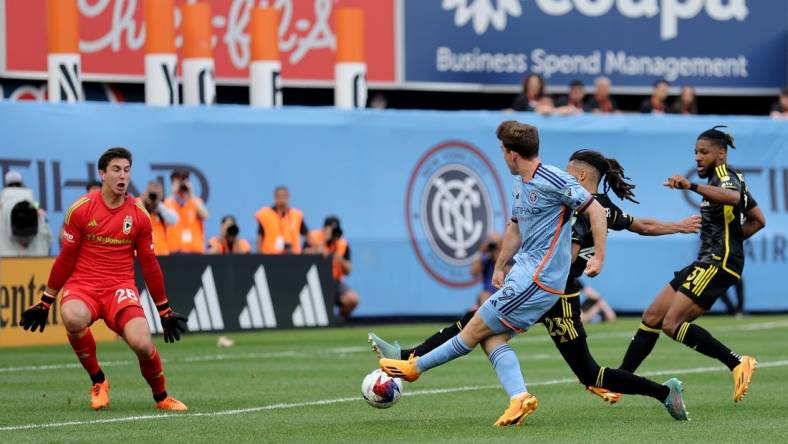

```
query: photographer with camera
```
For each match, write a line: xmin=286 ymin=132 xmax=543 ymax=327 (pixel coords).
xmin=0 ymin=170 xmax=53 ymax=256
xmin=164 ymin=169 xmax=209 ymax=254
xmin=137 ymin=180 xmax=179 ymax=256
xmin=255 ymin=186 xmax=308 ymax=254
xmin=470 ymin=232 xmax=503 ymax=306
xmin=208 ymin=215 xmax=251 ymax=254
xmin=305 ymin=216 xmax=358 ymax=319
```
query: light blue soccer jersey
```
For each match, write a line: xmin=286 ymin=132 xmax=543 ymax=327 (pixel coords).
xmin=510 ymin=163 xmax=593 ymax=293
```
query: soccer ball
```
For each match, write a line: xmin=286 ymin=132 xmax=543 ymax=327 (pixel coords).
xmin=361 ymin=369 xmax=403 ymax=409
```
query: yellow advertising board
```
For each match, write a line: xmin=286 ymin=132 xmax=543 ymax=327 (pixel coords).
xmin=0 ymin=257 xmax=116 ymax=348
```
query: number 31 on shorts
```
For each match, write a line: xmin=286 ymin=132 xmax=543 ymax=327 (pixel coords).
xmin=116 ymin=288 xmax=139 ymax=303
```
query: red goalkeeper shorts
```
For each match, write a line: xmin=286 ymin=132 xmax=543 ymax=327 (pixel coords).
xmin=61 ymin=284 xmax=146 ymax=334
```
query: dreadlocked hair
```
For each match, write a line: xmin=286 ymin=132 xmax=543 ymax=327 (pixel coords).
xmin=698 ymin=125 xmax=736 ymax=150
xmin=570 ymin=149 xmax=639 ymax=204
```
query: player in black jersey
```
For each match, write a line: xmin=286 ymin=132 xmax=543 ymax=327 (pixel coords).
xmin=618 ymin=126 xmax=766 ymax=403
xmin=369 ymin=149 xmax=699 ymax=419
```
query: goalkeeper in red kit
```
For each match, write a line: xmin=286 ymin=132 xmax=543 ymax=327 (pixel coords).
xmin=20 ymin=147 xmax=189 ymax=411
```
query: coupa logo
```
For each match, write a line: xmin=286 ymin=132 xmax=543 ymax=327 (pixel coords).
xmin=406 ymin=141 xmax=505 ymax=287
xmin=443 ymin=0 xmax=748 ymax=40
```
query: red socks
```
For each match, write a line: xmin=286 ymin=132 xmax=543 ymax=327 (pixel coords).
xmin=139 ymin=348 xmax=167 ymax=398
xmin=68 ymin=328 xmax=101 ymax=378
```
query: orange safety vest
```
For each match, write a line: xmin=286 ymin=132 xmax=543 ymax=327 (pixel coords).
xmin=308 ymin=229 xmax=348 ymax=281
xmin=164 ymin=197 xmax=205 ymax=253
xmin=255 ymin=207 xmax=304 ymax=254
xmin=208 ymin=236 xmax=251 ymax=254
xmin=150 ymin=212 xmax=170 ymax=256
xmin=136 ymin=198 xmax=169 ymax=256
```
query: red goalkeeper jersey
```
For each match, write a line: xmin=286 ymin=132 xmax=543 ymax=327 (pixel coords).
xmin=48 ymin=191 xmax=168 ymax=305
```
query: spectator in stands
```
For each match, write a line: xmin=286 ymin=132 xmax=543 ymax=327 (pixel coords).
xmin=580 ymin=283 xmax=617 ymax=324
xmin=305 ymin=216 xmax=358 ymax=318
xmin=671 ymin=85 xmax=698 ymax=115
xmin=470 ymin=233 xmax=503 ymax=306
xmin=256 ymin=185 xmax=308 ymax=254
xmin=164 ymin=169 xmax=209 ymax=254
xmin=554 ymin=80 xmax=590 ymax=116
xmin=511 ymin=73 xmax=553 ymax=114
xmin=639 ymin=79 xmax=670 ymax=114
xmin=369 ymin=93 xmax=388 ymax=110
xmin=139 ymin=180 xmax=178 ymax=256
xmin=586 ymin=76 xmax=619 ymax=114
xmin=208 ymin=215 xmax=251 ymax=254
xmin=86 ymin=180 xmax=102 ymax=194
xmin=0 ymin=170 xmax=53 ymax=256
xmin=769 ymin=87 xmax=788 ymax=118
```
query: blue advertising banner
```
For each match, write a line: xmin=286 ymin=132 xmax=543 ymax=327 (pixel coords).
xmin=404 ymin=0 xmax=787 ymax=92
xmin=0 ymin=102 xmax=786 ymax=316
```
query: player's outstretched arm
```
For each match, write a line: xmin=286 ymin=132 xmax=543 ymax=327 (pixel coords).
xmin=742 ymin=205 xmax=766 ymax=240
xmin=491 ymin=221 xmax=521 ymax=288
xmin=628 ymin=214 xmax=701 ymax=236
xmin=583 ymin=200 xmax=606 ymax=277
xmin=664 ymin=174 xmax=740 ymax=206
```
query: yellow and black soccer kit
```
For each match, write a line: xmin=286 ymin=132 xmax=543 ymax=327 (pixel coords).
xmin=621 ymin=164 xmax=756 ymax=375
xmin=669 ymin=164 xmax=748 ymax=310
xmin=538 ymin=193 xmax=633 ymax=345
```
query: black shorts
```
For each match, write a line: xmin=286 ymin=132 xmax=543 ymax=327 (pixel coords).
xmin=669 ymin=262 xmax=740 ymax=310
xmin=538 ymin=294 xmax=586 ymax=346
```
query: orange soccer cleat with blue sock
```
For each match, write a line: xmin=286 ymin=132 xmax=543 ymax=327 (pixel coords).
xmin=380 ymin=356 xmax=420 ymax=382
xmin=494 ymin=392 xmax=538 ymax=427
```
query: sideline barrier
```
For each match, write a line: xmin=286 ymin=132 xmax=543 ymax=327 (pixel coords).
xmin=0 ymin=102 xmax=786 ymax=315
xmin=0 ymin=255 xmax=337 ymax=347
xmin=0 ymin=258 xmax=115 ymax=348
xmin=134 ymin=254 xmax=339 ymax=333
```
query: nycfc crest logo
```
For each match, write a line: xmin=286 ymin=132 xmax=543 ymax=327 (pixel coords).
xmin=406 ymin=141 xmax=505 ymax=287
xmin=123 ymin=215 xmax=133 ymax=234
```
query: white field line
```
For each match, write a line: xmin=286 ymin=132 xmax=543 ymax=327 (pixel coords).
xmin=2 ymin=319 xmax=787 ymax=374
xmin=1 ymin=359 xmax=787 ymax=432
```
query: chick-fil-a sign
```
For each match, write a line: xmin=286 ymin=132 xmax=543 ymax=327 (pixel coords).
xmin=2 ymin=0 xmax=395 ymax=84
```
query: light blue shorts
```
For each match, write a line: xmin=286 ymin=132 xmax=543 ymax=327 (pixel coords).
xmin=478 ymin=265 xmax=559 ymax=335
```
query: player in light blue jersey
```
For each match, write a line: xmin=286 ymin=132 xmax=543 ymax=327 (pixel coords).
xmin=380 ymin=121 xmax=609 ymax=427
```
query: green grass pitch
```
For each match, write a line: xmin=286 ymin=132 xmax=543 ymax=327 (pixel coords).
xmin=1 ymin=316 xmax=787 ymax=443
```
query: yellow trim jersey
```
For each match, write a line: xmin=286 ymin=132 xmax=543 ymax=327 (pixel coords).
xmin=698 ymin=164 xmax=746 ymax=278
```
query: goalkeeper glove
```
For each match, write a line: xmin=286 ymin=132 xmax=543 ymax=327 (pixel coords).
xmin=20 ymin=293 xmax=56 ymax=332
xmin=157 ymin=303 xmax=188 ymax=343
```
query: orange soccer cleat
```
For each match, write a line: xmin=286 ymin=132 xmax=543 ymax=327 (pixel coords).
xmin=156 ymin=396 xmax=188 ymax=411
xmin=379 ymin=356 xmax=420 ymax=382
xmin=585 ymin=385 xmax=622 ymax=404
xmin=732 ymin=355 xmax=757 ymax=402
xmin=494 ymin=392 xmax=538 ymax=427
xmin=90 ymin=380 xmax=110 ymax=410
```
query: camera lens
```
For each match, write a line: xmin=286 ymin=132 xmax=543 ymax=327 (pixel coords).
xmin=179 ymin=184 xmax=189 ymax=192
xmin=148 ymin=192 xmax=158 ymax=201
xmin=226 ymin=225 xmax=239 ymax=236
